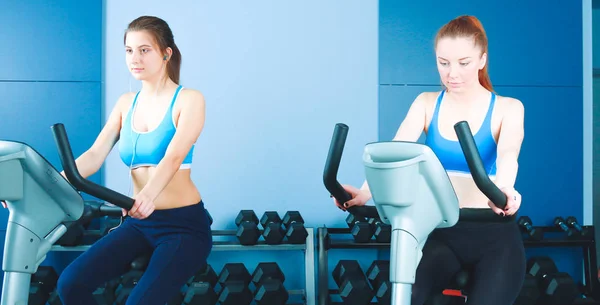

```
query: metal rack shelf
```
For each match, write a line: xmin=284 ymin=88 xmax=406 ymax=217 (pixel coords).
xmin=317 ymin=226 xmax=600 ymax=305
xmin=51 ymin=228 xmax=316 ymax=305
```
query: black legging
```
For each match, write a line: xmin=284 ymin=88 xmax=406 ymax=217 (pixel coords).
xmin=411 ymin=218 xmax=526 ymax=305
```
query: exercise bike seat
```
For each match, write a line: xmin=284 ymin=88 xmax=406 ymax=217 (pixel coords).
xmin=363 ymin=141 xmax=460 ymax=304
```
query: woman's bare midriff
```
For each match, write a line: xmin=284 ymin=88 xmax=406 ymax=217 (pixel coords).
xmin=449 ymin=175 xmax=493 ymax=209
xmin=131 ymin=167 xmax=202 ymax=210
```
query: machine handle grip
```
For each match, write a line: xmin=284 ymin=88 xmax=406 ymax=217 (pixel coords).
xmin=99 ymin=204 xmax=124 ymax=216
xmin=84 ymin=201 xmax=125 ymax=217
xmin=323 ymin=123 xmax=379 ymax=219
xmin=454 ymin=121 xmax=507 ymax=209
xmin=77 ymin=202 xmax=124 ymax=225
xmin=51 ymin=123 xmax=134 ymax=210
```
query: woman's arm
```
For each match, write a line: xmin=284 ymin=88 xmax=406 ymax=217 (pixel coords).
xmin=137 ymin=90 xmax=206 ymax=201
xmin=355 ymin=92 xmax=429 ymax=202
xmin=62 ymin=93 xmax=130 ymax=179
xmin=493 ymin=97 xmax=525 ymax=190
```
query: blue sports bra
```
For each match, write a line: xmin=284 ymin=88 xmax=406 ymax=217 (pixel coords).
xmin=425 ymin=90 xmax=498 ymax=177
xmin=119 ymin=85 xmax=194 ymax=169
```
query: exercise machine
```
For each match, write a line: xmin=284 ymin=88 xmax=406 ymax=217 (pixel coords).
xmin=323 ymin=121 xmax=507 ymax=305
xmin=0 ymin=123 xmax=134 ymax=305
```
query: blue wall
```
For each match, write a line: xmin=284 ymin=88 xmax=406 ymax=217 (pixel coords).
xmin=594 ymin=1 xmax=600 ymax=68
xmin=0 ymin=0 xmax=104 ymax=287
xmin=592 ymin=0 xmax=600 ymax=264
xmin=379 ymin=0 xmax=586 ymax=283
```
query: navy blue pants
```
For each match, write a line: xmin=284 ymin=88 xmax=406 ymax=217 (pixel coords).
xmin=57 ymin=201 xmax=213 ymax=305
xmin=412 ymin=219 xmax=526 ymax=305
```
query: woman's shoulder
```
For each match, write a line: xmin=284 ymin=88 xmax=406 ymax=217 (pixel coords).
xmin=413 ymin=90 xmax=443 ymax=110
xmin=114 ymin=91 xmax=137 ymax=111
xmin=177 ymin=87 xmax=205 ymax=104
xmin=494 ymin=93 xmax=524 ymax=115
xmin=174 ymin=87 xmax=206 ymax=116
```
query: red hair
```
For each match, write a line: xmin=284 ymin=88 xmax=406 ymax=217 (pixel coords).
xmin=435 ymin=15 xmax=493 ymax=92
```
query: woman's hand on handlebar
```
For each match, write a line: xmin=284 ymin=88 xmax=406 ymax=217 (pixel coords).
xmin=128 ymin=192 xmax=155 ymax=219
xmin=331 ymin=184 xmax=369 ymax=212
xmin=488 ymin=187 xmax=521 ymax=217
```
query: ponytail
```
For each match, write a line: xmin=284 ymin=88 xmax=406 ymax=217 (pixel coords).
xmin=479 ymin=62 xmax=493 ymax=92
xmin=167 ymin=43 xmax=182 ymax=84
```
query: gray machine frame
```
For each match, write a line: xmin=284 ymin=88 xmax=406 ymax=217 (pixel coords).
xmin=0 ymin=123 xmax=133 ymax=305
xmin=363 ymin=141 xmax=459 ymax=305
xmin=323 ymin=121 xmax=506 ymax=305
xmin=0 ymin=140 xmax=84 ymax=305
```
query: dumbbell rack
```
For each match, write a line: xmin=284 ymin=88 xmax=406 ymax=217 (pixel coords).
xmin=51 ymin=228 xmax=316 ymax=305
xmin=522 ymin=224 xmax=600 ymax=300
xmin=317 ymin=225 xmax=600 ymax=305
xmin=317 ymin=227 xmax=391 ymax=305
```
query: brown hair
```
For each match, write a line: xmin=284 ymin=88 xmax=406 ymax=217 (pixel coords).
xmin=124 ymin=16 xmax=182 ymax=84
xmin=435 ymin=15 xmax=493 ymax=92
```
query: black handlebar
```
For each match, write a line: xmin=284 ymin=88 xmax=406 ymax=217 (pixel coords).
xmin=85 ymin=201 xmax=124 ymax=217
xmin=50 ymin=123 xmax=134 ymax=210
xmin=454 ymin=121 xmax=507 ymax=209
xmin=80 ymin=201 xmax=124 ymax=223
xmin=324 ymin=121 xmax=508 ymax=220
xmin=99 ymin=204 xmax=125 ymax=215
xmin=323 ymin=123 xmax=379 ymax=219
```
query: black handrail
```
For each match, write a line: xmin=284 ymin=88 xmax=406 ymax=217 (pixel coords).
xmin=51 ymin=123 xmax=134 ymax=210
